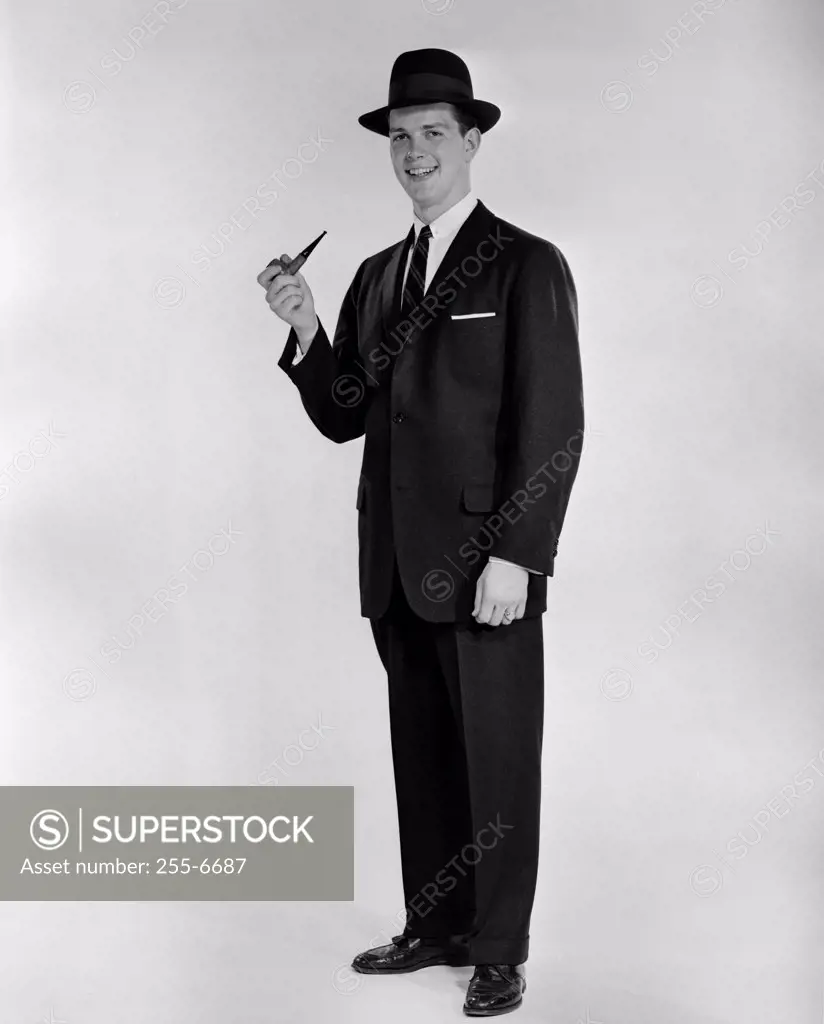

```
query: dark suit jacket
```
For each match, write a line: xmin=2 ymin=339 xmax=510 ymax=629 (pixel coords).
xmin=278 ymin=199 xmax=584 ymax=622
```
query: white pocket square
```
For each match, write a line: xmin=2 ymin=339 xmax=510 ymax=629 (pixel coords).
xmin=451 ymin=312 xmax=496 ymax=320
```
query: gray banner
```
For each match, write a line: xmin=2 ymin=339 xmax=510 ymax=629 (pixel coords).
xmin=2 ymin=786 xmax=353 ymax=901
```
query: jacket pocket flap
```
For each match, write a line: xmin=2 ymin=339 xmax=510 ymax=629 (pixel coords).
xmin=461 ymin=483 xmax=495 ymax=513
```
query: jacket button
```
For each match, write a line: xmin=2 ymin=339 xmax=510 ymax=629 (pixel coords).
xmin=392 ymin=412 xmax=405 ymax=423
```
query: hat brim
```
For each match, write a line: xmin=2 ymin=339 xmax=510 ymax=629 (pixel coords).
xmin=358 ymin=98 xmax=501 ymax=136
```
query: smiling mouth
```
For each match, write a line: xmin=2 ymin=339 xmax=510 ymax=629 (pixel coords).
xmin=406 ymin=166 xmax=437 ymax=179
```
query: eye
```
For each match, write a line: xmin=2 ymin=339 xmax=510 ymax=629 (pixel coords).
xmin=426 ymin=130 xmax=443 ymax=138
xmin=391 ymin=133 xmax=407 ymax=143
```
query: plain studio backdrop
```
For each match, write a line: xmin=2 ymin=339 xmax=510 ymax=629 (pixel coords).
xmin=2 ymin=0 xmax=823 ymax=1021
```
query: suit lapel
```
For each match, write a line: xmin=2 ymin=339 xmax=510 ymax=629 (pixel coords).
xmin=381 ymin=226 xmax=415 ymax=338
xmin=420 ymin=200 xmax=496 ymax=322
xmin=380 ymin=201 xmax=497 ymax=338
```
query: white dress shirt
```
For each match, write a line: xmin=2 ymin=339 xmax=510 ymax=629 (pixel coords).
xmin=292 ymin=189 xmax=538 ymax=576
xmin=401 ymin=188 xmax=478 ymax=294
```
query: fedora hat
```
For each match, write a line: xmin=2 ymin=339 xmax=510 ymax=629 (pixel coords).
xmin=358 ymin=48 xmax=501 ymax=136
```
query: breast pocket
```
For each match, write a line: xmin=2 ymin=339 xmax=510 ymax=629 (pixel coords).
xmin=444 ymin=316 xmax=506 ymax=384
xmin=448 ymin=315 xmax=503 ymax=337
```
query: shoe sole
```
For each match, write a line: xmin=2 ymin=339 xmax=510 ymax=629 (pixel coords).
xmin=352 ymin=954 xmax=469 ymax=975
xmin=463 ymin=981 xmax=526 ymax=1017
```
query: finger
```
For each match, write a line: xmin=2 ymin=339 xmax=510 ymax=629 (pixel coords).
xmin=257 ymin=264 xmax=283 ymax=288
xmin=488 ymin=604 xmax=505 ymax=627
xmin=269 ymin=289 xmax=303 ymax=314
xmin=514 ymin=600 xmax=526 ymax=620
xmin=277 ymin=294 xmax=304 ymax=316
xmin=265 ymin=252 xmax=293 ymax=269
xmin=271 ymin=294 xmax=303 ymax=319
xmin=472 ymin=577 xmax=484 ymax=618
xmin=500 ymin=608 xmax=514 ymax=626
xmin=258 ymin=252 xmax=294 ymax=285
xmin=476 ymin=595 xmax=495 ymax=625
xmin=269 ymin=271 xmax=300 ymax=292
xmin=266 ymin=275 xmax=300 ymax=303
xmin=268 ymin=284 xmax=302 ymax=308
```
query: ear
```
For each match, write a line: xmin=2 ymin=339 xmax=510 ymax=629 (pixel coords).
xmin=464 ymin=127 xmax=481 ymax=162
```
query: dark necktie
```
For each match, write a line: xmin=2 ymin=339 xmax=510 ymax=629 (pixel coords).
xmin=401 ymin=224 xmax=432 ymax=314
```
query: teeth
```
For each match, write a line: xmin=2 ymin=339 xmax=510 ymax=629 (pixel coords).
xmin=408 ymin=167 xmax=436 ymax=176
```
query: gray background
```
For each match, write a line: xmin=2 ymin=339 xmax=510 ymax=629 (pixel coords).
xmin=2 ymin=0 xmax=823 ymax=1021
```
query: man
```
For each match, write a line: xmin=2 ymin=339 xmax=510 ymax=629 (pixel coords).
xmin=257 ymin=48 xmax=584 ymax=1018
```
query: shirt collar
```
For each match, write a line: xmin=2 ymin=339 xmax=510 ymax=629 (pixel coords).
xmin=412 ymin=190 xmax=478 ymax=241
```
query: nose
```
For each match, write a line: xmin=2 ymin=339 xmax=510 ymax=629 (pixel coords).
xmin=405 ymin=136 xmax=428 ymax=161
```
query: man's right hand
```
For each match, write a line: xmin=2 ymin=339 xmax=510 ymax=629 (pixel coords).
xmin=257 ymin=252 xmax=318 ymax=349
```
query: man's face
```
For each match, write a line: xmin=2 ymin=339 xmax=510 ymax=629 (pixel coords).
xmin=388 ymin=103 xmax=479 ymax=217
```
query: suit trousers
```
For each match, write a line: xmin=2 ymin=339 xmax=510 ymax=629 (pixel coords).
xmin=370 ymin=556 xmax=545 ymax=965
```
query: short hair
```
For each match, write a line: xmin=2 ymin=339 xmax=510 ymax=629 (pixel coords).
xmin=451 ymin=105 xmax=479 ymax=137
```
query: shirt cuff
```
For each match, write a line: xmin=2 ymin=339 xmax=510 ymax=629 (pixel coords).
xmin=488 ymin=556 xmax=541 ymax=575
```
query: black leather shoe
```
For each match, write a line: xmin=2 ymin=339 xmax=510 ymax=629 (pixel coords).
xmin=463 ymin=964 xmax=526 ymax=1016
xmin=351 ymin=933 xmax=469 ymax=974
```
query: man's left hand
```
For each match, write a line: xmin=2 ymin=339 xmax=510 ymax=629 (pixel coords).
xmin=472 ymin=561 xmax=529 ymax=626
